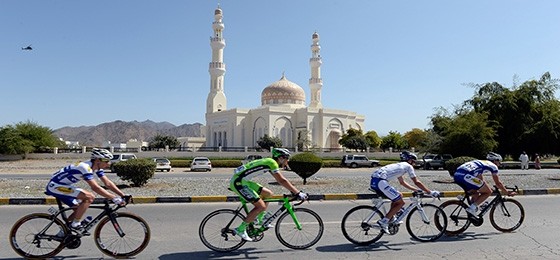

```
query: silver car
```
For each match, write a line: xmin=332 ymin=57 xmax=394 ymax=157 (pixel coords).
xmin=191 ymin=157 xmax=212 ymax=172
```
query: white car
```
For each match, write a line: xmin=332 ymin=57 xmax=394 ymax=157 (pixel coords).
xmin=191 ymin=157 xmax=212 ymax=172
xmin=153 ymin=158 xmax=172 ymax=172
xmin=110 ymin=153 xmax=137 ymax=172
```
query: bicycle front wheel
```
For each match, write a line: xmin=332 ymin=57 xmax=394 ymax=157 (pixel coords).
xmin=437 ymin=200 xmax=471 ymax=236
xmin=199 ymin=209 xmax=247 ymax=252
xmin=275 ymin=208 xmax=324 ymax=249
xmin=341 ymin=205 xmax=384 ymax=245
xmin=9 ymin=213 xmax=67 ymax=259
xmin=406 ymin=204 xmax=447 ymax=242
xmin=94 ymin=212 xmax=151 ymax=258
xmin=489 ymin=198 xmax=525 ymax=232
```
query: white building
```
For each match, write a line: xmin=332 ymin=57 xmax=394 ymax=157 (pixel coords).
xmin=205 ymin=6 xmax=365 ymax=150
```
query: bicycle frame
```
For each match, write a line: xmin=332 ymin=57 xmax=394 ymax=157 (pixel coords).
xmin=369 ymin=191 xmax=436 ymax=225
xmin=231 ymin=195 xmax=303 ymax=235
xmin=458 ymin=185 xmax=518 ymax=220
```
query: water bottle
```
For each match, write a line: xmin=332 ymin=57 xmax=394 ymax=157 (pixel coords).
xmin=81 ymin=216 xmax=93 ymax=226
xmin=262 ymin=211 xmax=273 ymax=222
xmin=395 ymin=208 xmax=405 ymax=219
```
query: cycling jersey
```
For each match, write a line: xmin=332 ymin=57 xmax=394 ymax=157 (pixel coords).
xmin=370 ymin=162 xmax=417 ymax=201
xmin=45 ymin=161 xmax=105 ymax=206
xmin=230 ymin=158 xmax=280 ymax=203
xmin=454 ymin=160 xmax=499 ymax=191
xmin=371 ymin=162 xmax=416 ymax=181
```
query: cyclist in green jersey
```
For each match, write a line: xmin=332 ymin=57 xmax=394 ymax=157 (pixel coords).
xmin=230 ymin=148 xmax=308 ymax=241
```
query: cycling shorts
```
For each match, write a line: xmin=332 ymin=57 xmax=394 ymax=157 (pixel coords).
xmin=453 ymin=172 xmax=485 ymax=191
xmin=45 ymin=181 xmax=84 ymax=206
xmin=370 ymin=177 xmax=402 ymax=202
xmin=230 ymin=179 xmax=263 ymax=203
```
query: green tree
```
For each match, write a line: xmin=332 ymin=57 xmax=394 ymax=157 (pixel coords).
xmin=0 ymin=121 xmax=62 ymax=155
xmin=403 ymin=128 xmax=427 ymax=150
xmin=149 ymin=134 xmax=179 ymax=149
xmin=380 ymin=131 xmax=406 ymax=151
xmin=257 ymin=134 xmax=282 ymax=151
xmin=364 ymin=130 xmax=381 ymax=149
xmin=339 ymin=128 xmax=367 ymax=151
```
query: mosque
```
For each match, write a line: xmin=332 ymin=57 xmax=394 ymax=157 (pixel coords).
xmin=204 ymin=6 xmax=365 ymax=150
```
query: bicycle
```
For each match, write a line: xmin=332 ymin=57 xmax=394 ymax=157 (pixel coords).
xmin=341 ymin=190 xmax=447 ymax=245
xmin=199 ymin=194 xmax=324 ymax=252
xmin=436 ymin=185 xmax=524 ymax=235
xmin=9 ymin=195 xmax=151 ymax=259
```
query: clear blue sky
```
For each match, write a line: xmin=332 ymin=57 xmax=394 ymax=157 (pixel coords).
xmin=2 ymin=1 xmax=559 ymax=136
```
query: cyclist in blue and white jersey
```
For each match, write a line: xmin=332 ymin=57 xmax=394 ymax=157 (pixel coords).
xmin=45 ymin=148 xmax=126 ymax=230
xmin=454 ymin=152 xmax=516 ymax=216
xmin=370 ymin=151 xmax=440 ymax=233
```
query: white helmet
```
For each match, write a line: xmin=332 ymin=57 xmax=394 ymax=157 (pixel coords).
xmin=486 ymin=152 xmax=502 ymax=162
xmin=91 ymin=148 xmax=113 ymax=160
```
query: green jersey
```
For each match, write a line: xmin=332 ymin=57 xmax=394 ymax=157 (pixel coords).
xmin=232 ymin=158 xmax=280 ymax=181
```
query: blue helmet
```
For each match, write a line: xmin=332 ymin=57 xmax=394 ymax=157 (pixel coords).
xmin=400 ymin=151 xmax=418 ymax=162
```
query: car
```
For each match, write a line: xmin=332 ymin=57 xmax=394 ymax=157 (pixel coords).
xmin=241 ymin=154 xmax=263 ymax=165
xmin=423 ymin=154 xmax=453 ymax=170
xmin=153 ymin=158 xmax=172 ymax=172
xmin=110 ymin=153 xmax=137 ymax=171
xmin=191 ymin=157 xmax=212 ymax=172
xmin=341 ymin=154 xmax=380 ymax=168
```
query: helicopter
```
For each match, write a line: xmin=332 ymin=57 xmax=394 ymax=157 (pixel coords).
xmin=22 ymin=45 xmax=32 ymax=51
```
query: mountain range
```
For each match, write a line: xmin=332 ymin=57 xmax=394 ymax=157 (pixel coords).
xmin=53 ymin=120 xmax=205 ymax=146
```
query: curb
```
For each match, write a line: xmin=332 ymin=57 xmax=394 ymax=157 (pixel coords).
xmin=1 ymin=188 xmax=560 ymax=205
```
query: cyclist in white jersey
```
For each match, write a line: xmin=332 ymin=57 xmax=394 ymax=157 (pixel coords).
xmin=453 ymin=152 xmax=516 ymax=215
xmin=370 ymin=151 xmax=440 ymax=233
xmin=45 ymin=148 xmax=126 ymax=230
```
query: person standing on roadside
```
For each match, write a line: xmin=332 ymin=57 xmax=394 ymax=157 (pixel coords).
xmin=519 ymin=151 xmax=529 ymax=170
xmin=534 ymin=153 xmax=541 ymax=170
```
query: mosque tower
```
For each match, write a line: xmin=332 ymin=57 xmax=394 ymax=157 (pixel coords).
xmin=206 ymin=6 xmax=227 ymax=114
xmin=309 ymin=32 xmax=323 ymax=108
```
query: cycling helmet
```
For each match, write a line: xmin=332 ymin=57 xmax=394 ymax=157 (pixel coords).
xmin=91 ymin=148 xmax=113 ymax=160
xmin=486 ymin=152 xmax=503 ymax=162
xmin=400 ymin=151 xmax=418 ymax=162
xmin=272 ymin=148 xmax=291 ymax=159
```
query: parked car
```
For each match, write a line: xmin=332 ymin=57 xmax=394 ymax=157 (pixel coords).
xmin=423 ymin=154 xmax=453 ymax=170
xmin=241 ymin=154 xmax=263 ymax=165
xmin=414 ymin=154 xmax=436 ymax=169
xmin=153 ymin=157 xmax=172 ymax=172
xmin=341 ymin=154 xmax=380 ymax=168
xmin=110 ymin=153 xmax=137 ymax=171
xmin=191 ymin=157 xmax=212 ymax=172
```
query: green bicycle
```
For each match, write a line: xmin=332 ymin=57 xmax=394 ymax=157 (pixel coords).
xmin=199 ymin=194 xmax=324 ymax=252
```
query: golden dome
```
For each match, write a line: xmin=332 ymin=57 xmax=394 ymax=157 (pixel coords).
xmin=261 ymin=74 xmax=306 ymax=106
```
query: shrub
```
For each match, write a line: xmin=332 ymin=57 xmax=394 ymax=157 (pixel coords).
xmin=113 ymin=158 xmax=155 ymax=187
xmin=445 ymin=156 xmax=477 ymax=177
xmin=170 ymin=159 xmax=190 ymax=168
xmin=288 ymin=152 xmax=323 ymax=184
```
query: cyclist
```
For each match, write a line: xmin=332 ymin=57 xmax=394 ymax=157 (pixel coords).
xmin=370 ymin=151 xmax=440 ymax=233
xmin=453 ymin=152 xmax=516 ymax=216
xmin=45 ymin=148 xmax=126 ymax=230
xmin=230 ymin=148 xmax=308 ymax=241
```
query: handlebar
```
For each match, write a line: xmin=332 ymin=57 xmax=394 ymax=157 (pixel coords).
xmin=282 ymin=193 xmax=307 ymax=206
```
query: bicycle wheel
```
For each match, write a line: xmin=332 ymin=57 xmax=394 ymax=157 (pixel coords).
xmin=406 ymin=204 xmax=447 ymax=242
xmin=94 ymin=212 xmax=151 ymax=258
xmin=276 ymin=208 xmax=324 ymax=249
xmin=489 ymin=198 xmax=525 ymax=232
xmin=437 ymin=200 xmax=471 ymax=236
xmin=341 ymin=205 xmax=384 ymax=246
xmin=9 ymin=213 xmax=67 ymax=259
xmin=199 ymin=209 xmax=247 ymax=252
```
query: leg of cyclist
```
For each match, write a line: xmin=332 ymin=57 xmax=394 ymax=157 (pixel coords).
xmin=454 ymin=173 xmax=486 ymax=215
xmin=68 ymin=191 xmax=95 ymax=228
xmin=46 ymin=182 xmax=94 ymax=229
xmin=371 ymin=177 xmax=403 ymax=233
xmin=230 ymin=180 xmax=264 ymax=241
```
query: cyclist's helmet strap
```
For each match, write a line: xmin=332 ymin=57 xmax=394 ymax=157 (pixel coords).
xmin=272 ymin=148 xmax=291 ymax=159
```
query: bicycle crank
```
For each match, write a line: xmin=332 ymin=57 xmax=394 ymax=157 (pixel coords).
xmin=63 ymin=235 xmax=81 ymax=249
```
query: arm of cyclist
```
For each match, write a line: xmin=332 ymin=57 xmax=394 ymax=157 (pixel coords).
xmin=272 ymin=172 xmax=307 ymax=200
xmin=402 ymin=176 xmax=440 ymax=197
xmin=491 ymin=174 xmax=516 ymax=196
xmin=86 ymin=177 xmax=126 ymax=205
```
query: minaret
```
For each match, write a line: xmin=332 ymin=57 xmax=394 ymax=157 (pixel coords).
xmin=309 ymin=32 xmax=323 ymax=108
xmin=207 ymin=6 xmax=227 ymax=114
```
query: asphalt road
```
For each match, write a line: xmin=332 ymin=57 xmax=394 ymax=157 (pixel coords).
xmin=1 ymin=195 xmax=559 ymax=259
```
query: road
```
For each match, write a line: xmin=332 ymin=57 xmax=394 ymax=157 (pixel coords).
xmin=1 ymin=196 xmax=559 ymax=259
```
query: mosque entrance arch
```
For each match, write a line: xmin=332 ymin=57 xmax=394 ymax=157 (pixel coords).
xmin=273 ymin=117 xmax=293 ymax=148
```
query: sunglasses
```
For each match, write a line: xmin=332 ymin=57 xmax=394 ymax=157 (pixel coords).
xmin=100 ymin=158 xmax=111 ymax=163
